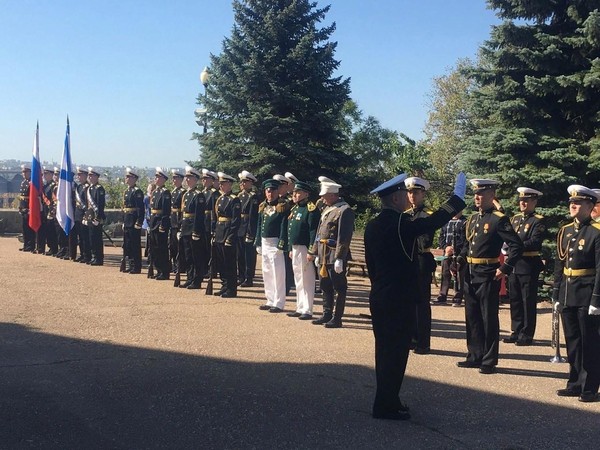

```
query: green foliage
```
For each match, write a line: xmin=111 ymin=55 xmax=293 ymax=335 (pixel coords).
xmin=354 ymin=207 xmax=378 ymax=232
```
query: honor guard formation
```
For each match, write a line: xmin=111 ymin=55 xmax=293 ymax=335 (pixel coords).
xmin=18 ymin=165 xmax=600 ymax=421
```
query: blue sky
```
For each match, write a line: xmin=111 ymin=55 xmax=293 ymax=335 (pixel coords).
xmin=0 ymin=0 xmax=500 ymax=169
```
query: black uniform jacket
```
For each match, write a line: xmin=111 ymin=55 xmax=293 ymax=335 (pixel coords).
xmin=170 ymin=186 xmax=186 ymax=229
xmin=213 ymin=193 xmax=241 ymax=245
xmin=73 ymin=182 xmax=88 ymax=222
xmin=510 ymin=212 xmax=545 ymax=275
xmin=180 ymin=188 xmax=206 ymax=237
xmin=460 ymin=208 xmax=523 ymax=282
xmin=149 ymin=186 xmax=171 ymax=231
xmin=553 ymin=218 xmax=600 ymax=309
xmin=85 ymin=183 xmax=106 ymax=222
xmin=407 ymin=205 xmax=436 ymax=273
xmin=365 ymin=195 xmax=466 ymax=308
xmin=203 ymin=188 xmax=219 ymax=234
xmin=122 ymin=186 xmax=145 ymax=228
xmin=237 ymin=189 xmax=260 ymax=242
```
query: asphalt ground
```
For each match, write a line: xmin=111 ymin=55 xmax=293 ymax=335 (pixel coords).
xmin=1 ymin=236 xmax=598 ymax=449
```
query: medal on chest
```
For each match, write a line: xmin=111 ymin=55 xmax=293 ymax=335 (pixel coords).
xmin=579 ymin=239 xmax=585 ymax=251
xmin=524 ymin=223 xmax=530 ymax=233
xmin=483 ymin=223 xmax=489 ymax=234
xmin=265 ymin=205 xmax=276 ymax=216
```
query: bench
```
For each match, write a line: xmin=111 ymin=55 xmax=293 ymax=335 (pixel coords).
xmin=348 ymin=233 xmax=368 ymax=277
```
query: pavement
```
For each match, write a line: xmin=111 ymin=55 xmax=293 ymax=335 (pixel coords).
xmin=0 ymin=236 xmax=598 ymax=449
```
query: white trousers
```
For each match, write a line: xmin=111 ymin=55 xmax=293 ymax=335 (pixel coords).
xmin=291 ymin=245 xmax=315 ymax=314
xmin=262 ymin=237 xmax=286 ymax=309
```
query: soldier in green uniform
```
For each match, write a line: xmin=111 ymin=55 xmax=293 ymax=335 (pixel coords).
xmin=237 ymin=170 xmax=259 ymax=287
xmin=286 ymin=180 xmax=321 ymax=320
xmin=121 ymin=168 xmax=145 ymax=274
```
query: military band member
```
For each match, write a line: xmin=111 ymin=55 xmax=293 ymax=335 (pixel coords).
xmin=52 ymin=168 xmax=69 ymax=259
xmin=37 ymin=167 xmax=57 ymax=255
xmin=73 ymin=167 xmax=91 ymax=263
xmin=256 ymin=179 xmax=290 ymax=312
xmin=148 ymin=167 xmax=172 ymax=280
xmin=121 ymin=168 xmax=145 ymax=274
xmin=286 ymin=181 xmax=320 ymax=320
xmin=18 ymin=164 xmax=36 ymax=252
xmin=202 ymin=169 xmax=219 ymax=275
xmin=178 ymin=166 xmax=207 ymax=289
xmin=213 ymin=172 xmax=241 ymax=297
xmin=237 ymin=170 xmax=259 ymax=287
xmin=365 ymin=173 xmax=466 ymax=421
xmin=553 ymin=185 xmax=600 ymax=402
xmin=504 ymin=187 xmax=545 ymax=346
xmin=309 ymin=178 xmax=355 ymax=328
xmin=456 ymin=179 xmax=523 ymax=374
xmin=405 ymin=176 xmax=435 ymax=354
xmin=169 ymin=169 xmax=185 ymax=273
xmin=85 ymin=167 xmax=106 ymax=266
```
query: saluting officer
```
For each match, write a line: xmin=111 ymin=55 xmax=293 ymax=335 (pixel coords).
xmin=169 ymin=169 xmax=185 ymax=273
xmin=553 ymin=185 xmax=600 ymax=402
xmin=504 ymin=187 xmax=545 ymax=346
xmin=405 ymin=176 xmax=436 ymax=354
xmin=179 ymin=166 xmax=207 ymax=289
xmin=237 ymin=170 xmax=260 ymax=287
xmin=286 ymin=180 xmax=320 ymax=320
xmin=73 ymin=167 xmax=91 ymax=263
xmin=85 ymin=167 xmax=106 ymax=266
xmin=121 ymin=168 xmax=145 ymax=274
xmin=457 ymin=179 xmax=523 ymax=374
xmin=309 ymin=178 xmax=355 ymax=328
xmin=256 ymin=179 xmax=291 ymax=312
xmin=18 ymin=164 xmax=36 ymax=252
xmin=148 ymin=167 xmax=172 ymax=280
xmin=213 ymin=172 xmax=241 ymax=298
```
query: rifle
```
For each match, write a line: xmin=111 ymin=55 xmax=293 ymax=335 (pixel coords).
xmin=147 ymin=232 xmax=155 ymax=278
xmin=205 ymin=238 xmax=215 ymax=295
xmin=550 ymin=302 xmax=566 ymax=363
xmin=102 ymin=227 xmax=118 ymax=248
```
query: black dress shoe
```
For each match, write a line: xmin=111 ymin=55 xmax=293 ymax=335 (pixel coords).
xmin=312 ymin=316 xmax=332 ymax=325
xmin=258 ymin=305 xmax=271 ymax=310
xmin=324 ymin=319 xmax=342 ymax=328
xmin=287 ymin=312 xmax=301 ymax=317
xmin=187 ymin=283 xmax=201 ymax=290
xmin=240 ymin=280 xmax=253 ymax=287
xmin=503 ymin=335 xmax=518 ymax=344
xmin=221 ymin=292 xmax=237 ymax=298
xmin=413 ymin=347 xmax=431 ymax=355
xmin=155 ymin=274 xmax=170 ymax=280
xmin=457 ymin=360 xmax=481 ymax=368
xmin=515 ymin=339 xmax=533 ymax=346
xmin=372 ymin=410 xmax=411 ymax=421
xmin=90 ymin=260 xmax=103 ymax=266
xmin=479 ymin=365 xmax=496 ymax=374
xmin=298 ymin=314 xmax=313 ymax=320
xmin=129 ymin=269 xmax=141 ymax=274
xmin=579 ymin=392 xmax=599 ymax=402
xmin=269 ymin=307 xmax=284 ymax=313
xmin=557 ymin=387 xmax=582 ymax=397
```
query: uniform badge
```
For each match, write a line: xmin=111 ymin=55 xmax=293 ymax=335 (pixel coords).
xmin=578 ymin=239 xmax=585 ymax=250
xmin=483 ymin=223 xmax=489 ymax=234
xmin=524 ymin=223 xmax=530 ymax=232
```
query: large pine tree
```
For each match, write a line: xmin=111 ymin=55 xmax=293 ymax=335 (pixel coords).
xmin=463 ymin=0 xmax=600 ymax=223
xmin=193 ymin=0 xmax=351 ymax=181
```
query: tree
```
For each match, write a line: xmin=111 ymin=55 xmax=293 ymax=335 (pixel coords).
xmin=462 ymin=0 xmax=600 ymax=225
xmin=193 ymin=0 xmax=351 ymax=182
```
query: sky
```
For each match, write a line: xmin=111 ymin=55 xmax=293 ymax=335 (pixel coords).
xmin=0 ymin=0 xmax=501 ymax=169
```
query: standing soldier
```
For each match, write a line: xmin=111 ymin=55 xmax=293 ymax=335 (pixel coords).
xmin=213 ymin=172 xmax=241 ymax=298
xmin=85 ymin=167 xmax=106 ymax=266
xmin=237 ymin=170 xmax=259 ymax=287
xmin=435 ymin=212 xmax=467 ymax=306
xmin=148 ymin=167 xmax=172 ymax=280
xmin=456 ymin=179 xmax=523 ymax=374
xmin=405 ymin=176 xmax=436 ymax=354
xmin=553 ymin=185 xmax=600 ymax=402
xmin=309 ymin=178 xmax=355 ymax=328
xmin=121 ymin=168 xmax=145 ymax=274
xmin=52 ymin=167 xmax=69 ymax=259
xmin=256 ymin=179 xmax=291 ymax=312
xmin=169 ymin=169 xmax=185 ymax=274
xmin=18 ymin=164 xmax=36 ymax=252
xmin=73 ymin=167 xmax=91 ymax=263
xmin=202 ymin=169 xmax=219 ymax=276
xmin=179 ymin=166 xmax=207 ymax=289
xmin=504 ymin=187 xmax=545 ymax=346
xmin=286 ymin=180 xmax=320 ymax=320
xmin=37 ymin=167 xmax=56 ymax=255
xmin=274 ymin=173 xmax=295 ymax=295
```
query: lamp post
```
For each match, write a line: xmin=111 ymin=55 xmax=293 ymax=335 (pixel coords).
xmin=198 ymin=66 xmax=210 ymax=133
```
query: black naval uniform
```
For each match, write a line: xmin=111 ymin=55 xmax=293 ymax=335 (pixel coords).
xmin=237 ymin=188 xmax=259 ymax=286
xmin=169 ymin=185 xmax=185 ymax=273
xmin=180 ymin=188 xmax=207 ymax=288
xmin=459 ymin=208 xmax=523 ymax=368
xmin=85 ymin=182 xmax=106 ymax=265
xmin=74 ymin=181 xmax=91 ymax=262
xmin=19 ymin=177 xmax=36 ymax=252
xmin=213 ymin=191 xmax=241 ymax=296
xmin=149 ymin=186 xmax=172 ymax=279
xmin=553 ymin=218 xmax=600 ymax=396
xmin=407 ymin=205 xmax=436 ymax=352
xmin=365 ymin=195 xmax=466 ymax=419
xmin=122 ymin=185 xmax=145 ymax=273
xmin=507 ymin=212 xmax=545 ymax=344
xmin=203 ymin=186 xmax=219 ymax=275
xmin=40 ymin=179 xmax=58 ymax=255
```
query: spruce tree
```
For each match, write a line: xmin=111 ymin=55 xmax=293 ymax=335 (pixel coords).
xmin=193 ymin=0 xmax=351 ymax=182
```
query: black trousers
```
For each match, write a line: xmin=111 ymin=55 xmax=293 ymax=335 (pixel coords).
xmin=508 ymin=272 xmax=540 ymax=341
xmin=215 ymin=242 xmax=237 ymax=295
xmin=320 ymin=265 xmax=347 ymax=320
xmin=21 ymin=214 xmax=36 ymax=251
xmin=89 ymin=223 xmax=104 ymax=263
xmin=55 ymin=219 xmax=68 ymax=255
xmin=237 ymin=239 xmax=257 ymax=283
xmin=414 ymin=269 xmax=432 ymax=349
xmin=149 ymin=229 xmax=169 ymax=277
xmin=169 ymin=228 xmax=179 ymax=270
xmin=562 ymin=306 xmax=600 ymax=394
xmin=370 ymin=302 xmax=415 ymax=416
xmin=464 ymin=276 xmax=500 ymax=367
xmin=439 ymin=257 xmax=466 ymax=299
xmin=123 ymin=226 xmax=142 ymax=271
xmin=77 ymin=222 xmax=91 ymax=261
xmin=182 ymin=235 xmax=206 ymax=286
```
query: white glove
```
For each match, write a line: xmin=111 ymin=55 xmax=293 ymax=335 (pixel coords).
xmin=334 ymin=259 xmax=343 ymax=274
xmin=554 ymin=302 xmax=560 ymax=311
xmin=122 ymin=223 xmax=125 ymax=231
xmin=92 ymin=220 xmax=99 ymax=226
xmin=192 ymin=233 xmax=200 ymax=241
xmin=256 ymin=246 xmax=262 ymax=255
xmin=589 ymin=305 xmax=600 ymax=315
xmin=177 ymin=232 xmax=182 ymax=240
xmin=134 ymin=223 xmax=142 ymax=230
xmin=314 ymin=257 xmax=320 ymax=268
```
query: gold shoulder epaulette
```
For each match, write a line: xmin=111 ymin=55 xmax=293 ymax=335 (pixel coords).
xmin=258 ymin=202 xmax=266 ymax=213
xmin=404 ymin=207 xmax=414 ymax=214
xmin=535 ymin=214 xmax=544 ymax=219
xmin=592 ymin=222 xmax=600 ymax=231
xmin=307 ymin=202 xmax=316 ymax=212
xmin=229 ymin=193 xmax=237 ymax=199
xmin=493 ymin=211 xmax=505 ymax=218
xmin=425 ymin=208 xmax=433 ymax=215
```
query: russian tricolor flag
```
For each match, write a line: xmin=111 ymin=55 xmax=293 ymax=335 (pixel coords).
xmin=28 ymin=122 xmax=42 ymax=232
